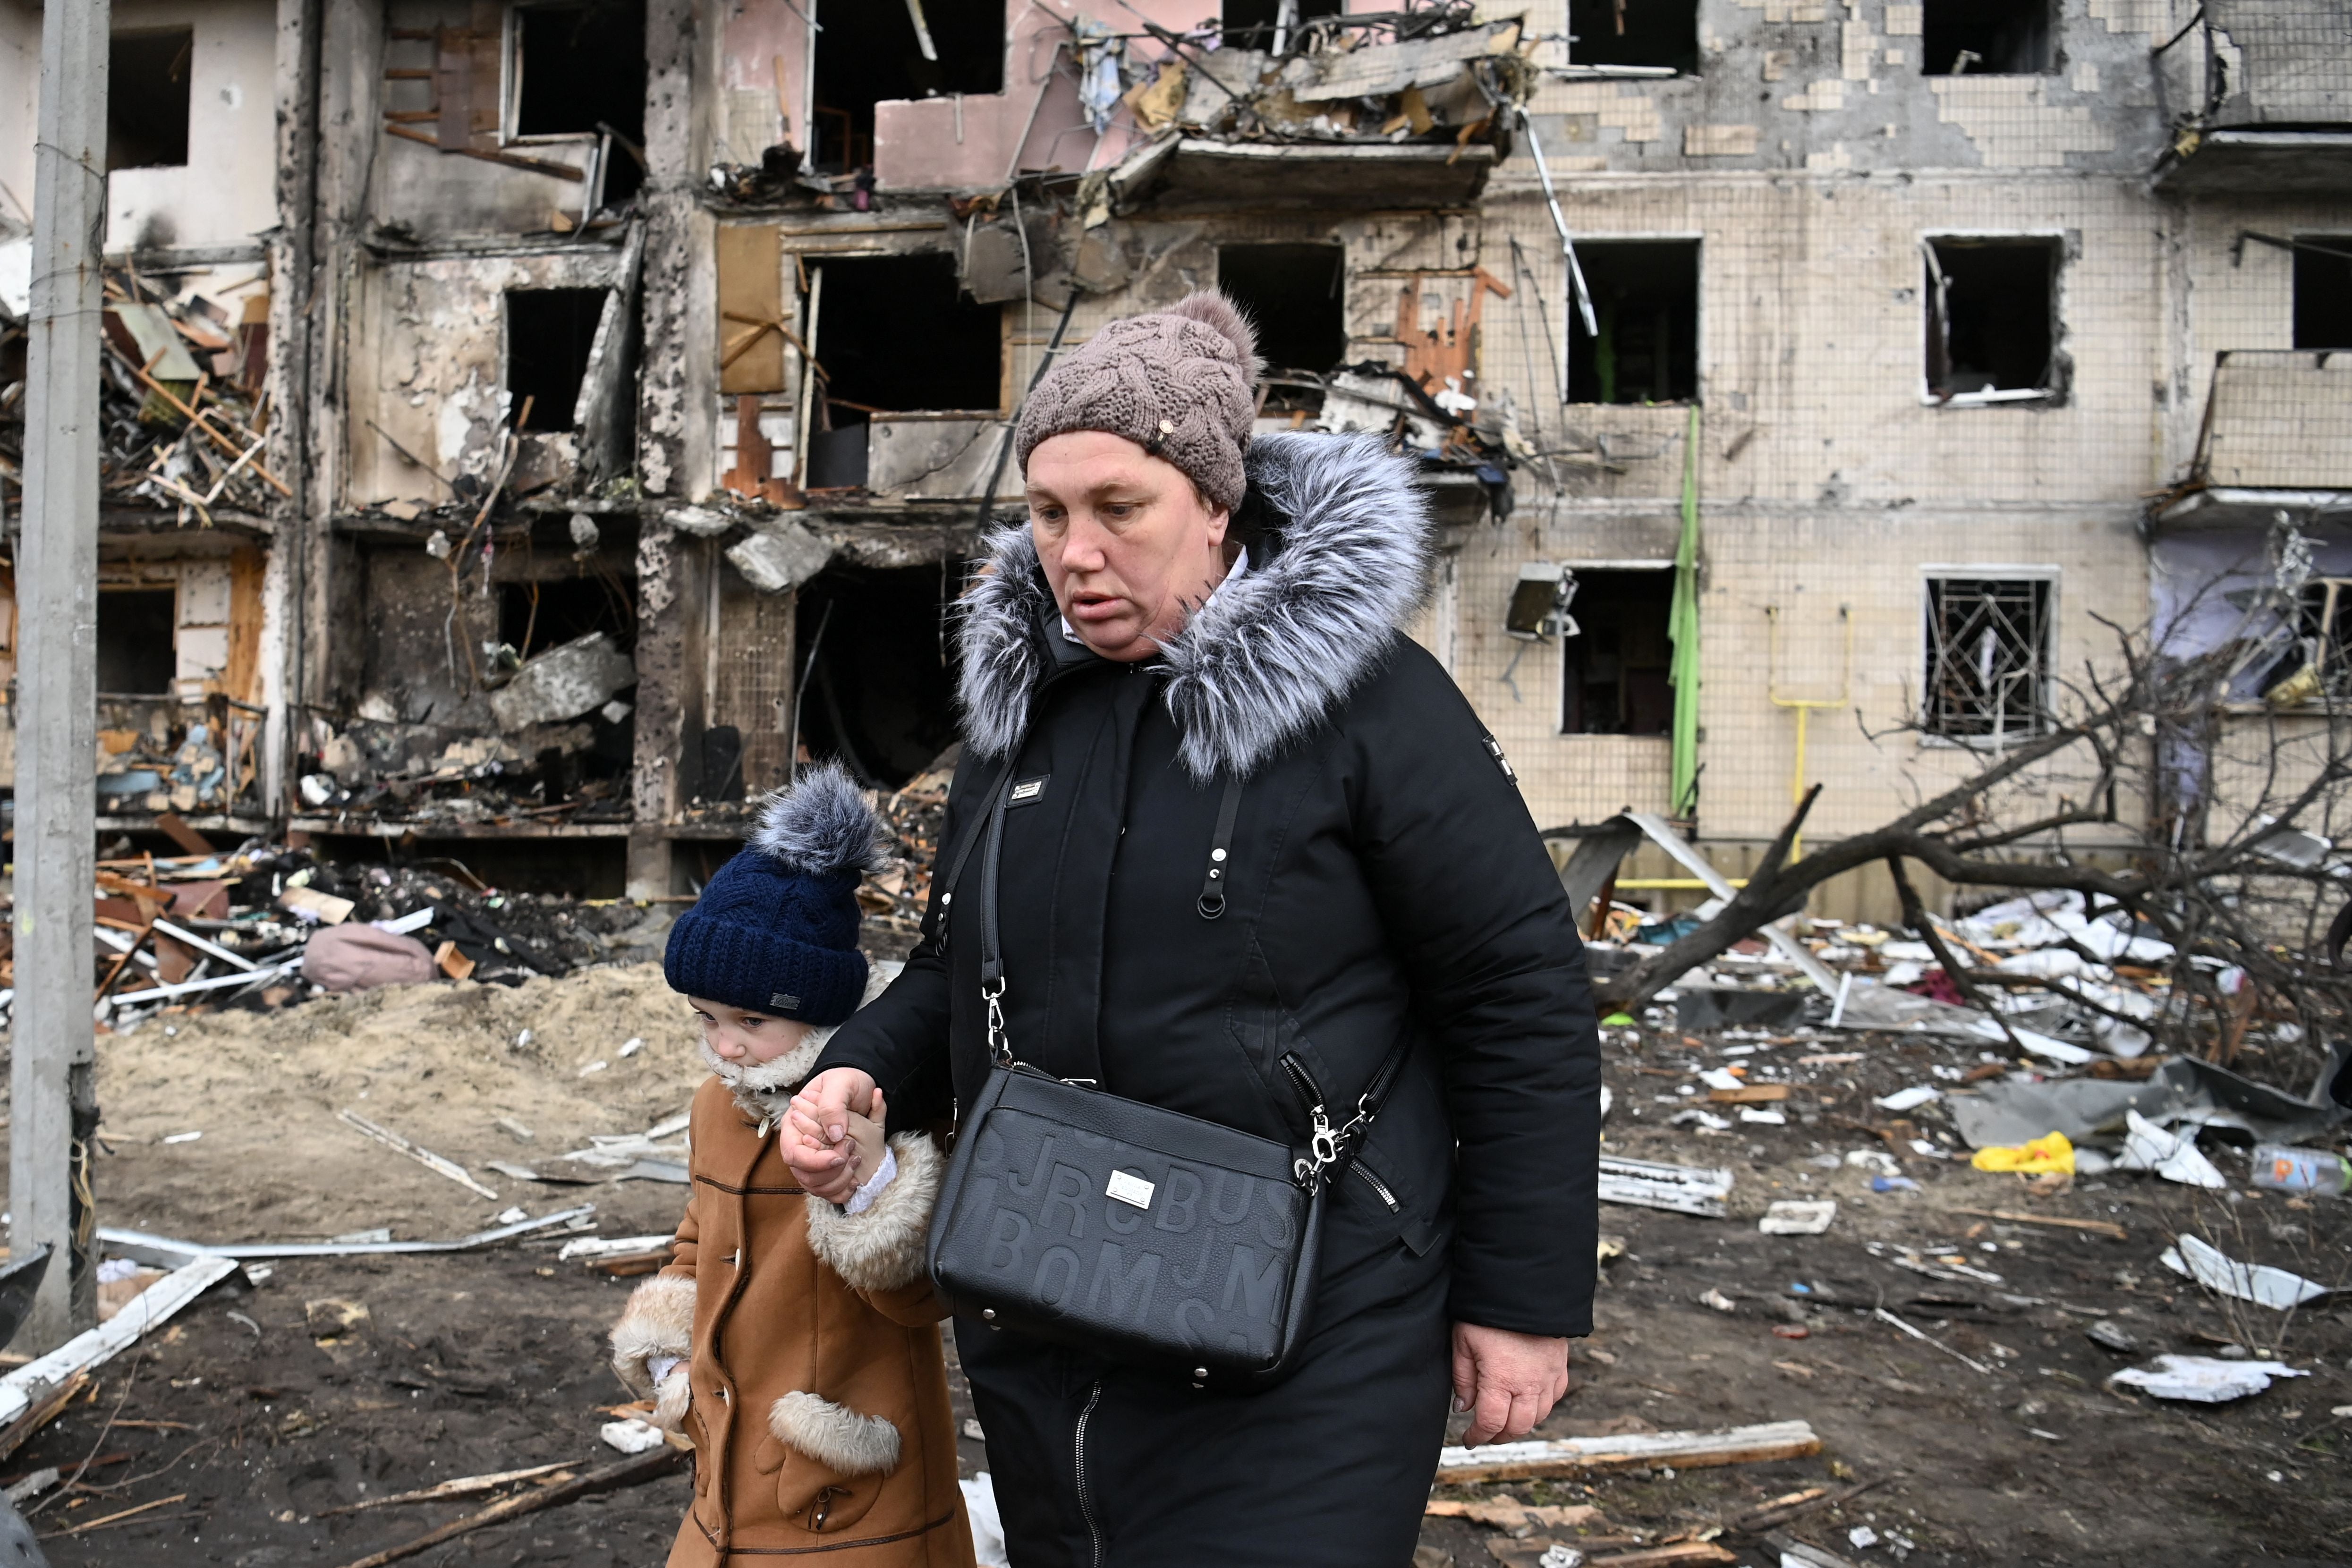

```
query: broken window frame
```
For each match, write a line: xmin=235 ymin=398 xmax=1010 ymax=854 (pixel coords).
xmin=1920 ymin=231 xmax=2064 ymax=408
xmin=1555 ymin=560 xmax=1676 ymax=739
xmin=1919 ymin=570 xmax=2058 ymax=746
xmin=1919 ymin=0 xmax=2060 ymax=77
xmin=496 ymin=0 xmax=645 ymax=209
xmin=1559 ymin=0 xmax=1701 ymax=79
xmin=2274 ymin=576 xmax=2352 ymax=704
xmin=1562 ymin=234 xmax=1703 ymax=407
xmin=2290 ymin=234 xmax=2352 ymax=351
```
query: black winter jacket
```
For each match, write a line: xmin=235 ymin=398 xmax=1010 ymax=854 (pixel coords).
xmin=815 ymin=432 xmax=1602 ymax=1565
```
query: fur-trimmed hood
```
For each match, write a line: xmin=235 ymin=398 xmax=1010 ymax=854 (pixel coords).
xmin=956 ymin=432 xmax=1433 ymax=781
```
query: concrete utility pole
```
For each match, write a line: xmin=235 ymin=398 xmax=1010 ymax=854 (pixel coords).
xmin=13 ymin=0 xmax=109 ymax=1348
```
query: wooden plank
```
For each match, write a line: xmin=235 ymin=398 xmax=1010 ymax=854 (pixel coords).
xmin=1946 ymin=1207 xmax=2128 ymax=1242
xmin=329 ymin=1446 xmax=686 ymax=1568
xmin=717 ymin=224 xmax=787 ymax=394
xmin=1707 ymin=1084 xmax=1791 ymax=1104
xmin=1588 ymin=1546 xmax=1739 ymax=1568
xmin=433 ymin=25 xmax=473 ymax=150
xmin=0 ymin=1257 xmax=240 ymax=1428
xmin=223 ymin=546 xmax=266 ymax=705
xmin=1435 ymin=1421 xmax=1820 ymax=1484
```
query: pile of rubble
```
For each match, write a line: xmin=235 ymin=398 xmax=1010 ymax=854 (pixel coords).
xmin=1 ymin=831 xmax=664 ymax=1038
xmin=297 ymin=631 xmax=639 ymax=828
xmin=0 ymin=265 xmax=279 ymax=528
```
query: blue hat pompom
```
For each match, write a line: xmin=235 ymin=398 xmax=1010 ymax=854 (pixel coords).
xmin=664 ymin=763 xmax=882 ymax=1025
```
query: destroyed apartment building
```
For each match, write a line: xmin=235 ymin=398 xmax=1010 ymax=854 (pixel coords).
xmin=2 ymin=0 xmax=2349 ymax=913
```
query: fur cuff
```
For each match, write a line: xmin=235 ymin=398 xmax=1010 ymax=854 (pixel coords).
xmin=610 ymin=1273 xmax=696 ymax=1397
xmin=770 ymin=1391 xmax=902 ymax=1475
xmin=651 ymin=1365 xmax=692 ymax=1432
xmin=803 ymin=1133 xmax=941 ymax=1294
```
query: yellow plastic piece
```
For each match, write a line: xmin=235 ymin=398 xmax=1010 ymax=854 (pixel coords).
xmin=1969 ymin=1130 xmax=2075 ymax=1175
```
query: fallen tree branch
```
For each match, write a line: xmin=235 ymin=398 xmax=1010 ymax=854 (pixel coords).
xmin=328 ymin=1446 xmax=685 ymax=1568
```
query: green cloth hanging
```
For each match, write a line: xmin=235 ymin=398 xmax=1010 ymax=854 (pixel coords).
xmin=1669 ymin=404 xmax=1702 ymax=818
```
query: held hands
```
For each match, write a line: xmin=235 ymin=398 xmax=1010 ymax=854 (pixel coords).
xmin=1450 ymin=1322 xmax=1572 ymax=1447
xmin=781 ymin=1066 xmax=881 ymax=1204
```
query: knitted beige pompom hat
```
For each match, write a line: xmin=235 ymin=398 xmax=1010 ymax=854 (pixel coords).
xmin=1014 ymin=292 xmax=1264 ymax=514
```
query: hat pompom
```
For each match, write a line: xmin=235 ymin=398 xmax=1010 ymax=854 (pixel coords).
xmin=1167 ymin=291 xmax=1264 ymax=384
xmin=749 ymin=762 xmax=883 ymax=878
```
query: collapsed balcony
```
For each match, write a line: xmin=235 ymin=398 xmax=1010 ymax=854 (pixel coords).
xmin=2154 ymin=0 xmax=2352 ymax=195
xmin=2149 ymin=349 xmax=2352 ymax=531
xmin=706 ymin=3 xmax=1532 ymax=211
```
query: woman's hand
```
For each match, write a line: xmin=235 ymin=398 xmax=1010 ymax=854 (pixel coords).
xmin=781 ymin=1067 xmax=878 ymax=1204
xmin=1450 ymin=1322 xmax=1572 ymax=1447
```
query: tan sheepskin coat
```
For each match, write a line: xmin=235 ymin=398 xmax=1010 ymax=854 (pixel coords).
xmin=611 ymin=1072 xmax=974 ymax=1567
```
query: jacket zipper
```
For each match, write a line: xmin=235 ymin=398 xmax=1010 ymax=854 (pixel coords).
xmin=1279 ymin=1054 xmax=1323 ymax=1124
xmin=1074 ymin=1379 xmax=1105 ymax=1567
xmin=1352 ymin=1158 xmax=1401 ymax=1212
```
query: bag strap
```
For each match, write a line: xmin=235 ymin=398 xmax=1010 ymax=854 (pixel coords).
xmin=978 ymin=760 xmax=1019 ymax=1066
xmin=1195 ymin=774 xmax=1245 ymax=919
xmin=921 ymin=754 xmax=1019 ymax=944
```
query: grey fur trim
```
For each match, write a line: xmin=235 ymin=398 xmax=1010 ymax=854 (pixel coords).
xmin=749 ymin=760 xmax=883 ymax=876
xmin=953 ymin=523 xmax=1051 ymax=764
xmin=610 ymin=1272 xmax=695 ymax=1398
xmin=954 ymin=432 xmax=1431 ymax=780
xmin=804 ymin=1132 xmax=942 ymax=1294
xmin=769 ymin=1390 xmax=902 ymax=1476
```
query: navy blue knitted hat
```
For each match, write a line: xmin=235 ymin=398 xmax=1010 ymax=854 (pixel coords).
xmin=663 ymin=763 xmax=881 ymax=1025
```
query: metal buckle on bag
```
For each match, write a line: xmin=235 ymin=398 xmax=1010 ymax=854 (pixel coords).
xmin=1292 ymin=1098 xmax=1373 ymax=1192
xmin=983 ymin=978 xmax=1012 ymax=1068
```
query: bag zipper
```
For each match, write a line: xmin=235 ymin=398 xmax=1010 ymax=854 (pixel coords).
xmin=1074 ymin=1379 xmax=1105 ymax=1567
xmin=1352 ymin=1158 xmax=1401 ymax=1212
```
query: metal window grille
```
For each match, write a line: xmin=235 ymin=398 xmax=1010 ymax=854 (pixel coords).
xmin=1923 ymin=577 xmax=2052 ymax=740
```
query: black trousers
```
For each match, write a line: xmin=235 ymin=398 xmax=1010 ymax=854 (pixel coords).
xmin=958 ymin=1262 xmax=1452 ymax=1568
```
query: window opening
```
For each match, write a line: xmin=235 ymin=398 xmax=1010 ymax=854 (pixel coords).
xmin=811 ymin=0 xmax=1005 ymax=175
xmin=1220 ymin=0 xmax=1345 ymax=51
xmin=1565 ymin=0 xmax=1699 ymax=75
xmin=1218 ymin=244 xmax=1346 ymax=415
xmin=109 ymin=30 xmax=193 ymax=170
xmin=1922 ymin=577 xmax=2053 ymax=741
xmin=506 ymin=288 xmax=610 ymax=432
xmin=2266 ymin=577 xmax=2352 ymax=703
xmin=1921 ymin=0 xmax=2054 ymax=75
xmin=1561 ymin=569 xmax=1674 ymax=736
xmin=814 ymin=254 xmax=1002 ymax=429
xmin=1923 ymin=237 xmax=2059 ymax=402
xmin=1567 ymin=241 xmax=1698 ymax=405
xmin=512 ymin=0 xmax=647 ymax=203
xmin=96 ymin=590 xmax=178 ymax=695
xmin=2292 ymin=239 xmax=2352 ymax=350
xmin=792 ymin=564 xmax=959 ymax=788
xmin=497 ymin=572 xmax=636 ymax=663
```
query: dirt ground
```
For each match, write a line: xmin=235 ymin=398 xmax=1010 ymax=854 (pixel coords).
xmin=2 ymin=963 xmax=2346 ymax=1566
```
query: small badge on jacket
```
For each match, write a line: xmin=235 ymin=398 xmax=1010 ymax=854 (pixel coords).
xmin=1009 ymin=775 xmax=1050 ymax=805
xmin=1480 ymin=733 xmax=1517 ymax=782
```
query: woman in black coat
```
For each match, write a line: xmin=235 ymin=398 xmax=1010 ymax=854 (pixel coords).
xmin=786 ymin=295 xmax=1602 ymax=1567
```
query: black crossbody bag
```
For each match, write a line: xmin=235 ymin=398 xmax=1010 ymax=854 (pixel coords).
xmin=924 ymin=759 xmax=1411 ymax=1389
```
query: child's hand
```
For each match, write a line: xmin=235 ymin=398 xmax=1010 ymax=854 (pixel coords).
xmin=783 ymin=1086 xmax=886 ymax=1204
xmin=838 ymin=1091 xmax=889 ymax=1195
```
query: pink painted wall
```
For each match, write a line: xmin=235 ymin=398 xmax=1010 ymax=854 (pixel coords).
xmin=722 ymin=0 xmax=812 ymax=162
xmin=874 ymin=0 xmax=1206 ymax=192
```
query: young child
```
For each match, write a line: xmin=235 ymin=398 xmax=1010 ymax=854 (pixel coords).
xmin=610 ymin=764 xmax=974 ymax=1568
